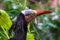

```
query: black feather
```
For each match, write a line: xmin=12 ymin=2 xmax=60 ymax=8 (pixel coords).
xmin=9 ymin=13 xmax=28 ymax=40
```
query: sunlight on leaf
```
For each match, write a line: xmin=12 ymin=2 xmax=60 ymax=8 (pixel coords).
xmin=0 ymin=10 xmax=12 ymax=39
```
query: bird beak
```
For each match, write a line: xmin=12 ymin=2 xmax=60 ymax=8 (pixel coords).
xmin=24 ymin=10 xmax=52 ymax=23
xmin=33 ymin=10 xmax=52 ymax=16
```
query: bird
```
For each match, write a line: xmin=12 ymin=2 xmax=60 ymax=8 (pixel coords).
xmin=9 ymin=10 xmax=52 ymax=40
xmin=9 ymin=13 xmax=27 ymax=40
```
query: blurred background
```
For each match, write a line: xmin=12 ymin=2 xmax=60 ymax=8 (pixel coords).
xmin=0 ymin=0 xmax=60 ymax=40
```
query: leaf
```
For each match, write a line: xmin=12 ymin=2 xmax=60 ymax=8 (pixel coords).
xmin=27 ymin=32 xmax=34 ymax=40
xmin=0 ymin=10 xmax=12 ymax=31
xmin=26 ymin=23 xmax=34 ymax=40
xmin=0 ymin=10 xmax=12 ymax=39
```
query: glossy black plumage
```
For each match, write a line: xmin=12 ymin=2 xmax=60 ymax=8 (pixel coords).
xmin=9 ymin=13 xmax=28 ymax=40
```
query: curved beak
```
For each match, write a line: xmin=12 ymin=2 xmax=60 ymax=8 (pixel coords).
xmin=34 ymin=10 xmax=52 ymax=16
xmin=24 ymin=10 xmax=52 ymax=23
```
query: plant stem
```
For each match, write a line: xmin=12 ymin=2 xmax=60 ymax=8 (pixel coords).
xmin=24 ymin=0 xmax=27 ymax=9
xmin=1 ymin=25 xmax=10 ymax=39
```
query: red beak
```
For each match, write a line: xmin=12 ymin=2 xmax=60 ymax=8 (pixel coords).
xmin=35 ymin=10 xmax=52 ymax=16
xmin=25 ymin=10 xmax=52 ymax=23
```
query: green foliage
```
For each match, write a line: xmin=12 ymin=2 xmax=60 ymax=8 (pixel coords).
xmin=27 ymin=23 xmax=34 ymax=40
xmin=2 ymin=0 xmax=60 ymax=40
xmin=0 ymin=10 xmax=12 ymax=40
xmin=27 ymin=32 xmax=34 ymax=40
xmin=0 ymin=10 xmax=12 ymax=31
xmin=4 ymin=0 xmax=29 ymax=20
